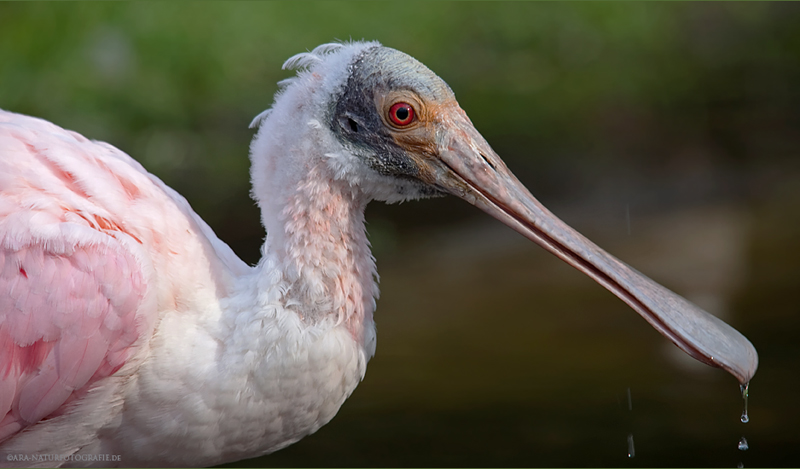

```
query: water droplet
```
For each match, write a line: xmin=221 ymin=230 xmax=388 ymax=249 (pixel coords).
xmin=626 ymin=387 xmax=632 ymax=411
xmin=627 ymin=433 xmax=635 ymax=458
xmin=738 ymin=462 xmax=744 ymax=468
xmin=738 ymin=437 xmax=749 ymax=451
xmin=740 ymin=382 xmax=750 ymax=423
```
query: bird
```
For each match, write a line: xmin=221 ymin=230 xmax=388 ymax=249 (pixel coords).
xmin=0 ymin=41 xmax=757 ymax=467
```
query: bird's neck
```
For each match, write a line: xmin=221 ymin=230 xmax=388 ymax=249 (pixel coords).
xmin=255 ymin=158 xmax=378 ymax=348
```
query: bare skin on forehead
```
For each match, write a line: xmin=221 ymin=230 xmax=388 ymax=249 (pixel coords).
xmin=359 ymin=47 xmax=455 ymax=101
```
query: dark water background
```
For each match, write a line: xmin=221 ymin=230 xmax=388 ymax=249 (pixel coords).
xmin=2 ymin=2 xmax=798 ymax=466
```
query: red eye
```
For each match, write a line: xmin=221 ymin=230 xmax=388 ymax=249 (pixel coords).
xmin=388 ymin=102 xmax=415 ymax=127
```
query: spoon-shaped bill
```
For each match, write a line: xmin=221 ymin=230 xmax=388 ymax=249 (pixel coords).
xmin=432 ymin=112 xmax=758 ymax=384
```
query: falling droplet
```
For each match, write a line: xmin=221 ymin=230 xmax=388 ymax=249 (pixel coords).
xmin=738 ymin=437 xmax=749 ymax=451
xmin=738 ymin=462 xmax=744 ymax=468
xmin=740 ymin=382 xmax=750 ymax=423
xmin=627 ymin=433 xmax=635 ymax=458
xmin=626 ymin=387 xmax=633 ymax=411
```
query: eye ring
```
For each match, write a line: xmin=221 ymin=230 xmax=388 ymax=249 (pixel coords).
xmin=388 ymin=102 xmax=416 ymax=127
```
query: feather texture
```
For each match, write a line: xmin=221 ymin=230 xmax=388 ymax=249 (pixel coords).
xmin=0 ymin=40 xmax=382 ymax=466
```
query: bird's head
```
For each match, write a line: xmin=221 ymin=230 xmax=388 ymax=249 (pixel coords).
xmin=326 ymin=45 xmax=459 ymax=202
xmin=250 ymin=41 xmax=757 ymax=385
xmin=251 ymin=41 xmax=505 ymax=205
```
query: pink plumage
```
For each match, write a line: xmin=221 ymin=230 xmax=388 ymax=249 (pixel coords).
xmin=0 ymin=111 xmax=150 ymax=441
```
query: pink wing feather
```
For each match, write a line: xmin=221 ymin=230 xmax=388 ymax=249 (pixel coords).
xmin=0 ymin=111 xmax=150 ymax=442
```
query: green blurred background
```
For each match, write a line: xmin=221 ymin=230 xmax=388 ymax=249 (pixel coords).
xmin=2 ymin=2 xmax=798 ymax=467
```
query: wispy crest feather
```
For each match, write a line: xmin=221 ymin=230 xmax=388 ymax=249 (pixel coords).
xmin=249 ymin=109 xmax=272 ymax=129
xmin=282 ymin=42 xmax=345 ymax=71
xmin=250 ymin=41 xmax=378 ymax=130
xmin=282 ymin=53 xmax=321 ymax=71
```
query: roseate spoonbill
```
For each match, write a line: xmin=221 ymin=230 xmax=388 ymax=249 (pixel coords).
xmin=0 ymin=41 xmax=757 ymax=467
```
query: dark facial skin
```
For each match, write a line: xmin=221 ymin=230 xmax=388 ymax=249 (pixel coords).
xmin=330 ymin=46 xmax=456 ymax=197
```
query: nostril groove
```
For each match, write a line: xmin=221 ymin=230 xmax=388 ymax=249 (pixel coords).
xmin=480 ymin=153 xmax=496 ymax=171
xmin=348 ymin=118 xmax=359 ymax=133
